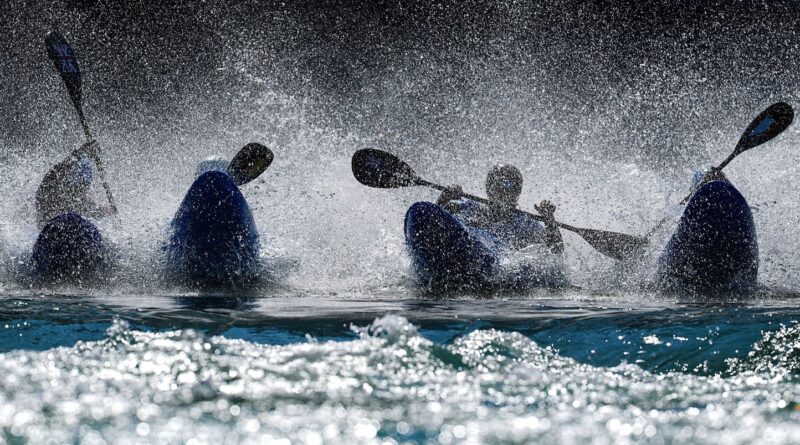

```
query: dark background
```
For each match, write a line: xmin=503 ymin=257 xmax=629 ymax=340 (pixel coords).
xmin=3 ymin=0 xmax=799 ymax=170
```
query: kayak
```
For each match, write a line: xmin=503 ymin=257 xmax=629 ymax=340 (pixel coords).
xmin=404 ymin=201 xmax=566 ymax=291
xmin=32 ymin=212 xmax=108 ymax=282
xmin=164 ymin=170 xmax=260 ymax=287
xmin=657 ymin=180 xmax=758 ymax=294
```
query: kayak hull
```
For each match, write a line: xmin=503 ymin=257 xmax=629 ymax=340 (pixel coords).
xmin=404 ymin=201 xmax=565 ymax=291
xmin=657 ymin=180 xmax=758 ymax=294
xmin=165 ymin=171 xmax=260 ymax=287
xmin=32 ymin=212 xmax=107 ymax=282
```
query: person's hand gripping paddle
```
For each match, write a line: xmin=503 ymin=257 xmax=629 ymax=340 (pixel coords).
xmin=352 ymin=149 xmax=649 ymax=261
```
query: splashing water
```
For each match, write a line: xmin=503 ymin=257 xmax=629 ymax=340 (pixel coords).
xmin=2 ymin=0 xmax=800 ymax=294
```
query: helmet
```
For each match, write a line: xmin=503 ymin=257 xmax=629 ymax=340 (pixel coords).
xmin=65 ymin=157 xmax=93 ymax=186
xmin=195 ymin=156 xmax=230 ymax=178
xmin=486 ymin=164 xmax=523 ymax=205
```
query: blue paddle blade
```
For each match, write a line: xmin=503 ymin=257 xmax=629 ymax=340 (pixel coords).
xmin=45 ymin=31 xmax=83 ymax=112
xmin=736 ymin=102 xmax=794 ymax=153
xmin=352 ymin=148 xmax=420 ymax=189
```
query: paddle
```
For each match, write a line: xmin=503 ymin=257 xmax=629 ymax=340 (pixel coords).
xmin=45 ymin=31 xmax=117 ymax=214
xmin=352 ymin=148 xmax=649 ymax=261
xmin=645 ymin=102 xmax=794 ymax=238
xmin=715 ymin=102 xmax=794 ymax=173
xmin=227 ymin=142 xmax=274 ymax=186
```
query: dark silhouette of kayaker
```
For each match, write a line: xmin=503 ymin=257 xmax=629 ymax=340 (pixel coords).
xmin=436 ymin=164 xmax=564 ymax=254
xmin=35 ymin=140 xmax=116 ymax=228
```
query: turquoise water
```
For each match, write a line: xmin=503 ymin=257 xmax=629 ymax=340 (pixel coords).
xmin=1 ymin=292 xmax=799 ymax=444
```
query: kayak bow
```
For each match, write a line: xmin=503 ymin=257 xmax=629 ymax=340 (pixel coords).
xmin=657 ymin=180 xmax=758 ymax=294
xmin=165 ymin=170 xmax=260 ymax=287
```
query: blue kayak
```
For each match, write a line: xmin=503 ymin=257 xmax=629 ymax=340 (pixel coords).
xmin=657 ymin=180 xmax=758 ymax=294
xmin=404 ymin=202 xmax=566 ymax=291
xmin=165 ymin=170 xmax=260 ymax=287
xmin=32 ymin=212 xmax=108 ymax=282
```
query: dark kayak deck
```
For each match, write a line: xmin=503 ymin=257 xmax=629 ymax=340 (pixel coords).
xmin=657 ymin=180 xmax=758 ymax=294
xmin=32 ymin=212 xmax=108 ymax=282
xmin=404 ymin=201 xmax=566 ymax=292
xmin=405 ymin=201 xmax=499 ymax=290
xmin=165 ymin=170 xmax=260 ymax=287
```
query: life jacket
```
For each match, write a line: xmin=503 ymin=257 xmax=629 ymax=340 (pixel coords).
xmin=448 ymin=198 xmax=546 ymax=249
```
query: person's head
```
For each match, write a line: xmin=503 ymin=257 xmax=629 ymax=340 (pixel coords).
xmin=65 ymin=157 xmax=93 ymax=190
xmin=195 ymin=156 xmax=230 ymax=178
xmin=486 ymin=164 xmax=523 ymax=207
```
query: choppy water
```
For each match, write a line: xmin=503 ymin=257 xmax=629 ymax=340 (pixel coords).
xmin=4 ymin=0 xmax=800 ymax=442
xmin=0 ymin=294 xmax=799 ymax=444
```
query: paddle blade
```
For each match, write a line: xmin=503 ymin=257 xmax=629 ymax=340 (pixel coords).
xmin=228 ymin=143 xmax=274 ymax=186
xmin=571 ymin=227 xmax=648 ymax=261
xmin=45 ymin=31 xmax=83 ymax=111
xmin=352 ymin=148 xmax=420 ymax=189
xmin=735 ymin=102 xmax=794 ymax=154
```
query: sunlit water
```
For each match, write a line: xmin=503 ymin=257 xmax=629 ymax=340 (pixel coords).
xmin=4 ymin=0 xmax=800 ymax=443
xmin=1 ymin=294 xmax=800 ymax=444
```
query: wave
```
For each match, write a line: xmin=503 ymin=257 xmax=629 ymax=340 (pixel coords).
xmin=0 ymin=315 xmax=798 ymax=443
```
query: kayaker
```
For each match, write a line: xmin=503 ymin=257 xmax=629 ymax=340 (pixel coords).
xmin=35 ymin=140 xmax=116 ymax=228
xmin=436 ymin=164 xmax=564 ymax=254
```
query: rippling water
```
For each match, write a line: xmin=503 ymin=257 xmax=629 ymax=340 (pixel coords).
xmin=0 ymin=293 xmax=799 ymax=444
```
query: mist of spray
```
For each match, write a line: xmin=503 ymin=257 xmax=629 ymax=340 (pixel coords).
xmin=1 ymin=0 xmax=799 ymax=295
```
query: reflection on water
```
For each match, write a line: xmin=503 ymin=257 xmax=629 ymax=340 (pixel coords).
xmin=1 ymin=305 xmax=799 ymax=444
xmin=1 ymin=292 xmax=799 ymax=374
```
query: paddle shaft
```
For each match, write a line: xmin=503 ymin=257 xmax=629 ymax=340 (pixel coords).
xmin=416 ymin=178 xmax=582 ymax=233
xmin=67 ymin=82 xmax=118 ymax=214
xmin=715 ymin=148 xmax=739 ymax=172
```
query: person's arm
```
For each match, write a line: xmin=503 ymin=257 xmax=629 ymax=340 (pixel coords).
xmin=436 ymin=184 xmax=463 ymax=206
xmin=35 ymin=157 xmax=79 ymax=227
xmin=534 ymin=200 xmax=564 ymax=254
xmin=35 ymin=141 xmax=108 ymax=226
xmin=35 ymin=175 xmax=55 ymax=228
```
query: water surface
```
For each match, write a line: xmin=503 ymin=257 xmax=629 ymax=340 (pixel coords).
xmin=1 ymin=291 xmax=799 ymax=444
